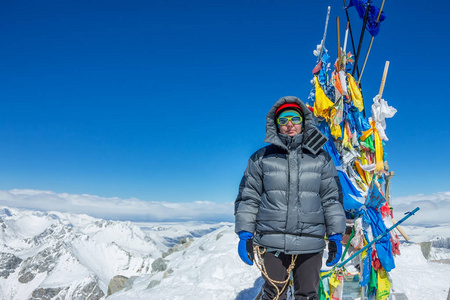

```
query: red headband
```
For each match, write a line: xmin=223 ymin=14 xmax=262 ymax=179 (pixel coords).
xmin=275 ymin=103 xmax=303 ymax=118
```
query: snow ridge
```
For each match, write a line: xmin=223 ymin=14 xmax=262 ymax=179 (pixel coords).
xmin=0 ymin=206 xmax=219 ymax=299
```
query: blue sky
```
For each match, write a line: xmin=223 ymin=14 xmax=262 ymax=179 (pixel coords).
xmin=0 ymin=0 xmax=449 ymax=205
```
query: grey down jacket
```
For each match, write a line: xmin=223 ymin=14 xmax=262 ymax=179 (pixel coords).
xmin=235 ymin=96 xmax=346 ymax=254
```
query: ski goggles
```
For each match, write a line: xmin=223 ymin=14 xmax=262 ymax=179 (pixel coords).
xmin=277 ymin=115 xmax=303 ymax=126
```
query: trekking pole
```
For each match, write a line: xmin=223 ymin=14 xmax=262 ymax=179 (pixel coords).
xmin=321 ymin=207 xmax=420 ymax=276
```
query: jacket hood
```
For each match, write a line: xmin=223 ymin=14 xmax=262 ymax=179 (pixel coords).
xmin=264 ymin=96 xmax=328 ymax=154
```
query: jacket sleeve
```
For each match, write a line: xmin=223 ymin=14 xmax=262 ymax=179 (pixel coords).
xmin=319 ymin=153 xmax=346 ymax=237
xmin=234 ymin=151 xmax=264 ymax=234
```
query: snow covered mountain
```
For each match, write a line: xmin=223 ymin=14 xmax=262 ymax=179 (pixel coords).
xmin=1 ymin=205 xmax=449 ymax=300
xmin=0 ymin=206 xmax=223 ymax=299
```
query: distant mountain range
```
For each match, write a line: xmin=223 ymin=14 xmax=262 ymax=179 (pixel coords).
xmin=0 ymin=206 xmax=223 ymax=299
xmin=1 ymin=204 xmax=449 ymax=300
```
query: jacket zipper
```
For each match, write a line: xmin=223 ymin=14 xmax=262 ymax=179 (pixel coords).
xmin=286 ymin=142 xmax=291 ymax=245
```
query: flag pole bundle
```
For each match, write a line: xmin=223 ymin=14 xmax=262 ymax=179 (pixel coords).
xmin=305 ymin=4 xmax=415 ymax=300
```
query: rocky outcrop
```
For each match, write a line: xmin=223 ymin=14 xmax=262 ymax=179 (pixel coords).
xmin=18 ymin=244 xmax=60 ymax=283
xmin=72 ymin=280 xmax=104 ymax=300
xmin=419 ymin=242 xmax=432 ymax=259
xmin=151 ymin=258 xmax=168 ymax=273
xmin=433 ymin=237 xmax=450 ymax=249
xmin=162 ymin=237 xmax=193 ymax=258
xmin=0 ymin=252 xmax=22 ymax=279
xmin=29 ymin=279 xmax=105 ymax=300
xmin=30 ymin=287 xmax=65 ymax=300
xmin=107 ymin=275 xmax=129 ymax=296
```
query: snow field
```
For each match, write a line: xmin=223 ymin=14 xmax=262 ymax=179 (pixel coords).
xmin=109 ymin=225 xmax=262 ymax=300
xmin=390 ymin=244 xmax=450 ymax=300
xmin=109 ymin=226 xmax=450 ymax=300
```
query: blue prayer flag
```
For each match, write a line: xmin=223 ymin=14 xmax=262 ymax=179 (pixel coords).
xmin=365 ymin=207 xmax=396 ymax=271
xmin=348 ymin=0 xmax=386 ymax=36
xmin=359 ymin=246 xmax=372 ymax=287
xmin=318 ymin=122 xmax=365 ymax=211
xmin=365 ymin=183 xmax=386 ymax=209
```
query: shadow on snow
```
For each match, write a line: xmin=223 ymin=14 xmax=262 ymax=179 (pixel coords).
xmin=235 ymin=276 xmax=264 ymax=300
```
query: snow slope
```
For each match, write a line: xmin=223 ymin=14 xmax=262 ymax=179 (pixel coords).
xmin=108 ymin=225 xmax=450 ymax=300
xmin=108 ymin=224 xmax=262 ymax=300
xmin=390 ymin=244 xmax=450 ymax=300
xmin=1 ymin=205 xmax=449 ymax=300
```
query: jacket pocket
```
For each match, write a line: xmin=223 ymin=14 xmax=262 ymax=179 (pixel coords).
xmin=256 ymin=206 xmax=287 ymax=221
xmin=299 ymin=210 xmax=325 ymax=224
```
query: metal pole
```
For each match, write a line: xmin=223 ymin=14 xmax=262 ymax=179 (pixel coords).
xmin=343 ymin=0 xmax=360 ymax=77
xmin=352 ymin=0 xmax=371 ymax=77
xmin=322 ymin=207 xmax=420 ymax=275
xmin=337 ymin=17 xmax=341 ymax=71
xmin=317 ymin=6 xmax=332 ymax=63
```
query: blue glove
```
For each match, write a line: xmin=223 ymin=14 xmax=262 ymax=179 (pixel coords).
xmin=238 ymin=231 xmax=254 ymax=265
xmin=326 ymin=234 xmax=343 ymax=267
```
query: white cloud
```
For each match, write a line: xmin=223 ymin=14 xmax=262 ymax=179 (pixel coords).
xmin=391 ymin=191 xmax=450 ymax=226
xmin=1 ymin=189 xmax=448 ymax=226
xmin=0 ymin=189 xmax=234 ymax=222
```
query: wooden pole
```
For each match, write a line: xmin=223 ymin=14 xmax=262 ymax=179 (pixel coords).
xmin=384 ymin=162 xmax=410 ymax=241
xmin=376 ymin=0 xmax=386 ymax=23
xmin=359 ymin=37 xmax=375 ymax=81
xmin=378 ymin=61 xmax=390 ymax=97
xmin=384 ymin=161 xmax=393 ymax=205
xmin=379 ymin=66 xmax=409 ymax=241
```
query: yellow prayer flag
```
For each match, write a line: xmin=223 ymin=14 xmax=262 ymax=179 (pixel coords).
xmin=342 ymin=122 xmax=354 ymax=151
xmin=377 ymin=268 xmax=391 ymax=300
xmin=330 ymin=123 xmax=342 ymax=139
xmin=329 ymin=272 xmax=344 ymax=300
xmin=354 ymin=160 xmax=368 ymax=185
xmin=348 ymin=74 xmax=364 ymax=112
xmin=360 ymin=121 xmax=384 ymax=173
xmin=329 ymin=272 xmax=341 ymax=290
xmin=313 ymin=76 xmax=334 ymax=119
xmin=374 ymin=128 xmax=384 ymax=173
xmin=360 ymin=152 xmax=373 ymax=185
